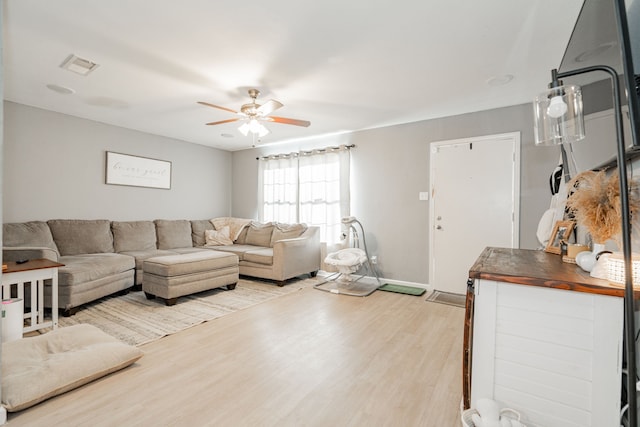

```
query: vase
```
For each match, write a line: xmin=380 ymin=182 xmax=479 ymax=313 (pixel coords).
xmin=576 ymin=243 xmax=606 ymax=273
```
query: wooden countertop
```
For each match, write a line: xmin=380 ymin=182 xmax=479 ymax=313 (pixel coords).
xmin=2 ymin=259 xmax=65 ymax=274
xmin=468 ymin=247 xmax=631 ymax=298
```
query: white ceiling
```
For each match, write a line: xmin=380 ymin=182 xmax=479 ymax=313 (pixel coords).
xmin=3 ymin=0 xmax=584 ymax=151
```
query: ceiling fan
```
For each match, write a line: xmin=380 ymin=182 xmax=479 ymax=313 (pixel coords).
xmin=198 ymin=89 xmax=310 ymax=137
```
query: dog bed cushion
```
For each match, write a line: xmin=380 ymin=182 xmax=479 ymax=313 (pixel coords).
xmin=2 ymin=324 xmax=143 ymax=412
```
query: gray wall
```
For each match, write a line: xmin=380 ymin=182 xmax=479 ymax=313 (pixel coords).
xmin=3 ymin=102 xmax=232 ymax=222
xmin=1 ymin=8 xmax=6 ymax=416
xmin=232 ymin=103 xmax=561 ymax=285
xmin=2 ymin=99 xmax=620 ymax=285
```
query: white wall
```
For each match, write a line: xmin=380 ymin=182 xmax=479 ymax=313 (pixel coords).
xmin=232 ymin=103 xmax=564 ymax=284
xmin=3 ymin=102 xmax=232 ymax=222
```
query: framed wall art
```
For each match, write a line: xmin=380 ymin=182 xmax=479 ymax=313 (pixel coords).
xmin=105 ymin=151 xmax=171 ymax=190
xmin=545 ymin=220 xmax=575 ymax=254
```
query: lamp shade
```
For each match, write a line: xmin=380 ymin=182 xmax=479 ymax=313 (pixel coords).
xmin=607 ymin=252 xmax=640 ymax=287
xmin=533 ymin=84 xmax=585 ymax=145
xmin=238 ymin=122 xmax=250 ymax=136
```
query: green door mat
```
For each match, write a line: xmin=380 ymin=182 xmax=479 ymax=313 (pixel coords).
xmin=378 ymin=283 xmax=426 ymax=296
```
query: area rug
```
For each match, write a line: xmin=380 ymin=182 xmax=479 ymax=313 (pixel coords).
xmin=50 ymin=277 xmax=318 ymax=346
xmin=425 ymin=290 xmax=466 ymax=308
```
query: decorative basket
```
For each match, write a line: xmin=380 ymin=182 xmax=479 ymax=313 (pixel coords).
xmin=606 ymin=252 xmax=640 ymax=286
xmin=461 ymin=407 xmax=523 ymax=427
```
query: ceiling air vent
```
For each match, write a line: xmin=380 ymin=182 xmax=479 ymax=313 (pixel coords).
xmin=60 ymin=54 xmax=99 ymax=76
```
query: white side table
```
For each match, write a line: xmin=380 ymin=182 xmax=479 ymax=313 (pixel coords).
xmin=1 ymin=259 xmax=64 ymax=333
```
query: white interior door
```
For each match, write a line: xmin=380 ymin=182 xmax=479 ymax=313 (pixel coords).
xmin=429 ymin=132 xmax=520 ymax=294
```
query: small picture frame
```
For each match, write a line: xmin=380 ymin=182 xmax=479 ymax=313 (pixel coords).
xmin=545 ymin=220 xmax=575 ymax=254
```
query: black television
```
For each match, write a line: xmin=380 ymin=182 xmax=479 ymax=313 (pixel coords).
xmin=558 ymin=0 xmax=640 ymax=167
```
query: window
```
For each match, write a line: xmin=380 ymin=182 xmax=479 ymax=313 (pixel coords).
xmin=258 ymin=146 xmax=350 ymax=244
xmin=260 ymin=155 xmax=299 ymax=224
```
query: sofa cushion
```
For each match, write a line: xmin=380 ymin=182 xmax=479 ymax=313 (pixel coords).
xmin=1 ymin=324 xmax=143 ymax=412
xmin=155 ymin=219 xmax=193 ymax=250
xmin=2 ymin=221 xmax=59 ymax=255
xmin=58 ymin=253 xmax=135 ymax=286
xmin=143 ymin=251 xmax=238 ymax=277
xmin=167 ymin=247 xmax=209 ymax=255
xmin=245 ymin=222 xmax=274 ymax=247
xmin=190 ymin=220 xmax=214 ymax=247
xmin=270 ymin=223 xmax=308 ymax=246
xmin=210 ymin=244 xmax=264 ymax=261
xmin=243 ymin=248 xmax=274 ymax=265
xmin=47 ymin=219 xmax=114 ymax=256
xmin=112 ymin=221 xmax=157 ymax=252
xmin=204 ymin=227 xmax=233 ymax=246
xmin=119 ymin=249 xmax=177 ymax=271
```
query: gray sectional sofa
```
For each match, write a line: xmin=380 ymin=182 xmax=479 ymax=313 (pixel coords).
xmin=2 ymin=218 xmax=320 ymax=315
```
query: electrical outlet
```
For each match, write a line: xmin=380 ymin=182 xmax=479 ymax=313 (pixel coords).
xmin=370 ymin=256 xmax=378 ymax=264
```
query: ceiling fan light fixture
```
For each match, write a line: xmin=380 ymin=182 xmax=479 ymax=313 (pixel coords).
xmin=248 ymin=118 xmax=262 ymax=133
xmin=202 ymin=88 xmax=306 ymax=139
xmin=238 ymin=122 xmax=250 ymax=136
xmin=257 ymin=124 xmax=270 ymax=137
xmin=238 ymin=119 xmax=269 ymax=137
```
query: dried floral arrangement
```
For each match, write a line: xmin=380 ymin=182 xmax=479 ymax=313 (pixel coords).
xmin=566 ymin=169 xmax=640 ymax=247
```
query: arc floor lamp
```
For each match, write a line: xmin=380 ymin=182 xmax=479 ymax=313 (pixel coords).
xmin=534 ymin=64 xmax=637 ymax=425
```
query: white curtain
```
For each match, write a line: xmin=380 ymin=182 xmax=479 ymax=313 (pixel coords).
xmin=258 ymin=154 xmax=298 ymax=224
xmin=298 ymin=148 xmax=350 ymax=244
xmin=257 ymin=146 xmax=350 ymax=245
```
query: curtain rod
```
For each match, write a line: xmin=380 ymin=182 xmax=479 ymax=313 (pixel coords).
xmin=256 ymin=144 xmax=355 ymax=160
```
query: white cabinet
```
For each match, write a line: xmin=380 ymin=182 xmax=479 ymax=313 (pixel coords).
xmin=471 ymin=279 xmax=623 ymax=427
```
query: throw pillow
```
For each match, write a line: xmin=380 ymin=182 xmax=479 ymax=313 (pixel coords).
xmin=210 ymin=217 xmax=251 ymax=241
xmin=244 ymin=222 xmax=274 ymax=247
xmin=270 ymin=223 xmax=308 ymax=246
xmin=210 ymin=217 xmax=230 ymax=231
xmin=235 ymin=226 xmax=249 ymax=244
xmin=204 ymin=227 xmax=233 ymax=246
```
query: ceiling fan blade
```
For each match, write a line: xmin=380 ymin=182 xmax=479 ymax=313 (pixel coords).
xmin=266 ymin=116 xmax=311 ymax=127
xmin=257 ymin=99 xmax=284 ymax=116
xmin=197 ymin=101 xmax=238 ymax=114
xmin=206 ymin=118 xmax=240 ymax=126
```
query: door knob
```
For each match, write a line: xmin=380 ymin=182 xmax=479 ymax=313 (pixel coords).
xmin=436 ymin=225 xmax=442 ymax=230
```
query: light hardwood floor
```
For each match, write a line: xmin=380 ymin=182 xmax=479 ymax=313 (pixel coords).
xmin=7 ymin=286 xmax=465 ymax=427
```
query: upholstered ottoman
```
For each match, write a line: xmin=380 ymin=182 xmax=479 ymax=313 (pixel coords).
xmin=142 ymin=251 xmax=239 ymax=305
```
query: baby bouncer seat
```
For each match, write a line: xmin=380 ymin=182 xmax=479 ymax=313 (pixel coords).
xmin=315 ymin=217 xmax=380 ymax=296
xmin=325 ymin=247 xmax=368 ymax=283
